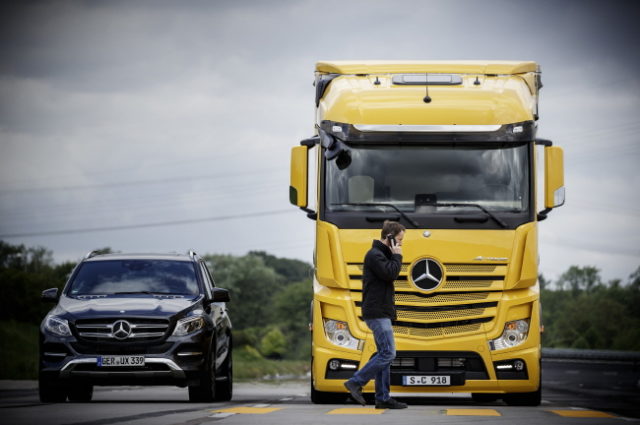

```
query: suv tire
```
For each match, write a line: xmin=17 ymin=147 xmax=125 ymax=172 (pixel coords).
xmin=214 ymin=345 xmax=233 ymax=402
xmin=39 ymin=376 xmax=67 ymax=403
xmin=188 ymin=344 xmax=217 ymax=402
xmin=67 ymin=384 xmax=93 ymax=402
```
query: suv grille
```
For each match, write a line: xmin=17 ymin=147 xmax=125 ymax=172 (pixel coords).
xmin=74 ymin=318 xmax=170 ymax=341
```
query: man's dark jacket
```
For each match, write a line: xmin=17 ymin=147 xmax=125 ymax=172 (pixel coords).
xmin=362 ymin=239 xmax=402 ymax=320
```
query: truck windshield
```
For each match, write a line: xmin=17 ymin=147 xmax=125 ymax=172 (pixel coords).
xmin=324 ymin=143 xmax=530 ymax=225
xmin=68 ymin=260 xmax=199 ymax=296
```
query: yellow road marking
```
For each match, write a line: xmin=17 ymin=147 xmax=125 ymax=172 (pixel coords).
xmin=212 ymin=407 xmax=282 ymax=414
xmin=327 ymin=407 xmax=385 ymax=415
xmin=549 ymin=409 xmax=617 ymax=418
xmin=445 ymin=408 xmax=501 ymax=416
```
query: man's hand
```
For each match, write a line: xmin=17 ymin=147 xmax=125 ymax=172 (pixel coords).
xmin=390 ymin=239 xmax=402 ymax=255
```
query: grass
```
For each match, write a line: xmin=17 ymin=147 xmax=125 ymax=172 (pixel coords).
xmin=0 ymin=321 xmax=309 ymax=381
xmin=233 ymin=346 xmax=309 ymax=381
xmin=0 ymin=321 xmax=39 ymax=379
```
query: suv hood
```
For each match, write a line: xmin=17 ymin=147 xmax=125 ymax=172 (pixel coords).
xmin=56 ymin=295 xmax=200 ymax=321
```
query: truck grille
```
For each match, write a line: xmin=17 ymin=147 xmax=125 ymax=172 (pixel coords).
xmin=349 ymin=261 xmax=504 ymax=339
xmin=74 ymin=318 xmax=170 ymax=341
xmin=348 ymin=262 xmax=506 ymax=291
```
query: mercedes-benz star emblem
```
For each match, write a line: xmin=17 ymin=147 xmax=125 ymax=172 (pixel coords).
xmin=411 ymin=258 xmax=444 ymax=291
xmin=112 ymin=320 xmax=132 ymax=340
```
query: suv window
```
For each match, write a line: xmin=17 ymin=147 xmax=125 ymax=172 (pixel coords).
xmin=198 ymin=262 xmax=214 ymax=299
xmin=68 ymin=260 xmax=199 ymax=296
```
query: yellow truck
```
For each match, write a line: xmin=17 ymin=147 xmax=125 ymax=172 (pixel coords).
xmin=289 ymin=61 xmax=565 ymax=406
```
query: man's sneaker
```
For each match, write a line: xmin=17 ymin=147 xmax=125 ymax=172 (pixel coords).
xmin=375 ymin=398 xmax=408 ymax=409
xmin=343 ymin=380 xmax=366 ymax=406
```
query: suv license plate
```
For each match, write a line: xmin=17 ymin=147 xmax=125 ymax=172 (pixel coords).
xmin=97 ymin=355 xmax=145 ymax=367
xmin=403 ymin=375 xmax=450 ymax=386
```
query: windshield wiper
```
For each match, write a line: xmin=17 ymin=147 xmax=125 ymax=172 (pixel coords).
xmin=331 ymin=203 xmax=419 ymax=228
xmin=112 ymin=291 xmax=157 ymax=295
xmin=436 ymin=202 xmax=507 ymax=228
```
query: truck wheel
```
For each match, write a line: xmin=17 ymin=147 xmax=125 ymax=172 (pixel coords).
xmin=309 ymin=359 xmax=346 ymax=404
xmin=472 ymin=393 xmax=499 ymax=403
xmin=189 ymin=348 xmax=216 ymax=402
xmin=67 ymin=384 xmax=93 ymax=402
xmin=214 ymin=345 xmax=233 ymax=402
xmin=39 ymin=376 xmax=67 ymax=403
xmin=503 ymin=386 xmax=541 ymax=406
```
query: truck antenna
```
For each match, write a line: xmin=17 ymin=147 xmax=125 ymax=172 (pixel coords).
xmin=423 ymin=73 xmax=432 ymax=103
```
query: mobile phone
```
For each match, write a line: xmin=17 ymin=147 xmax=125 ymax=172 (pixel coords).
xmin=387 ymin=234 xmax=397 ymax=246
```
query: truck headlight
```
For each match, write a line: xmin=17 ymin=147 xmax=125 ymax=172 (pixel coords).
xmin=323 ymin=319 xmax=363 ymax=350
xmin=43 ymin=315 xmax=72 ymax=337
xmin=173 ymin=316 xmax=205 ymax=336
xmin=489 ymin=319 xmax=529 ymax=351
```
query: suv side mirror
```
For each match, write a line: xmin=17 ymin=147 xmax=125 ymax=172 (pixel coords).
xmin=211 ymin=288 xmax=230 ymax=303
xmin=42 ymin=288 xmax=59 ymax=302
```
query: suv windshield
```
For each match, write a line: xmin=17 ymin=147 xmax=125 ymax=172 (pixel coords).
xmin=325 ymin=143 xmax=530 ymax=214
xmin=67 ymin=260 xmax=199 ymax=296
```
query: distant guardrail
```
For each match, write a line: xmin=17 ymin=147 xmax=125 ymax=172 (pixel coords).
xmin=542 ymin=348 xmax=640 ymax=364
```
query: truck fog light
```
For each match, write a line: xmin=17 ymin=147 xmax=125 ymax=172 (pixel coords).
xmin=323 ymin=319 xmax=363 ymax=351
xmin=514 ymin=360 xmax=525 ymax=371
xmin=489 ymin=319 xmax=530 ymax=351
xmin=329 ymin=359 xmax=341 ymax=370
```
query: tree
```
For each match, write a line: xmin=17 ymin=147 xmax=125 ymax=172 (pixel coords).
xmin=556 ymin=265 xmax=602 ymax=293
xmin=204 ymin=253 xmax=282 ymax=329
xmin=260 ymin=327 xmax=287 ymax=359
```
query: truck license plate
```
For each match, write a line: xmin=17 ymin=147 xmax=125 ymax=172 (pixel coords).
xmin=97 ymin=355 xmax=145 ymax=367
xmin=403 ymin=375 xmax=450 ymax=386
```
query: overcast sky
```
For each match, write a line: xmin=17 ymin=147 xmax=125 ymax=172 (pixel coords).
xmin=1 ymin=0 xmax=639 ymax=284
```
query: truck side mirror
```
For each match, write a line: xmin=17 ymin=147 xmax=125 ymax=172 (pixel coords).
xmin=544 ymin=146 xmax=565 ymax=209
xmin=290 ymin=145 xmax=309 ymax=208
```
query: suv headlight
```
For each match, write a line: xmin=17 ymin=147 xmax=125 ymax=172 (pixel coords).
xmin=323 ymin=319 xmax=363 ymax=350
xmin=173 ymin=316 xmax=206 ymax=336
xmin=43 ymin=315 xmax=72 ymax=337
xmin=490 ymin=319 xmax=530 ymax=351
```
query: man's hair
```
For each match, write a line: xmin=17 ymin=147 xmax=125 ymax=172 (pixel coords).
xmin=381 ymin=220 xmax=406 ymax=239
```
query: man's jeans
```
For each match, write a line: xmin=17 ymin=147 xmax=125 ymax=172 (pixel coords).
xmin=347 ymin=318 xmax=396 ymax=402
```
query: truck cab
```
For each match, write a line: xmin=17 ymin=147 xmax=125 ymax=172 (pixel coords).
xmin=290 ymin=61 xmax=564 ymax=405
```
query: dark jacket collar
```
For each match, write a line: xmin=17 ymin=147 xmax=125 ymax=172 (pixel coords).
xmin=372 ymin=239 xmax=392 ymax=257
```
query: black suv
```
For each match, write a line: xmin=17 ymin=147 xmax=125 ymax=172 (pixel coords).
xmin=39 ymin=251 xmax=232 ymax=403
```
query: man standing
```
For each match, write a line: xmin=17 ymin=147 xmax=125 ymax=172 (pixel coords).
xmin=344 ymin=220 xmax=408 ymax=409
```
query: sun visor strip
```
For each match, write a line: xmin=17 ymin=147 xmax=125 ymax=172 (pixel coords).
xmin=319 ymin=120 xmax=536 ymax=144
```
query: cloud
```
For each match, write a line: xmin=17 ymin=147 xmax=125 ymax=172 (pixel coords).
xmin=0 ymin=0 xmax=638 ymax=282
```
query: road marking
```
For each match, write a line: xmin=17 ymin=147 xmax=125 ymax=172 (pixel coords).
xmin=445 ymin=409 xmax=501 ymax=416
xmin=327 ymin=408 xmax=385 ymax=415
xmin=209 ymin=412 xmax=236 ymax=419
xmin=212 ymin=407 xmax=282 ymax=414
xmin=549 ymin=409 xmax=617 ymax=418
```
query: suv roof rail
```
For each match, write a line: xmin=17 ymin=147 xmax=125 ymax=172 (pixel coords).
xmin=188 ymin=250 xmax=197 ymax=259
xmin=84 ymin=250 xmax=100 ymax=259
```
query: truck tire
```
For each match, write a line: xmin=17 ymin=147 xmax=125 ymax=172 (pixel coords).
xmin=503 ymin=386 xmax=541 ymax=406
xmin=309 ymin=359 xmax=346 ymax=404
xmin=472 ymin=393 xmax=499 ymax=403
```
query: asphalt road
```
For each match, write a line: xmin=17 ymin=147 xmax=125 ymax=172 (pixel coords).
xmin=2 ymin=359 xmax=639 ymax=425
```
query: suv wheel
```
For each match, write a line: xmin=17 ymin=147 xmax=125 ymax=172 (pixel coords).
xmin=39 ymin=375 xmax=67 ymax=403
xmin=67 ymin=384 xmax=93 ymax=402
xmin=188 ymin=347 xmax=217 ymax=402
xmin=214 ymin=345 xmax=233 ymax=401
